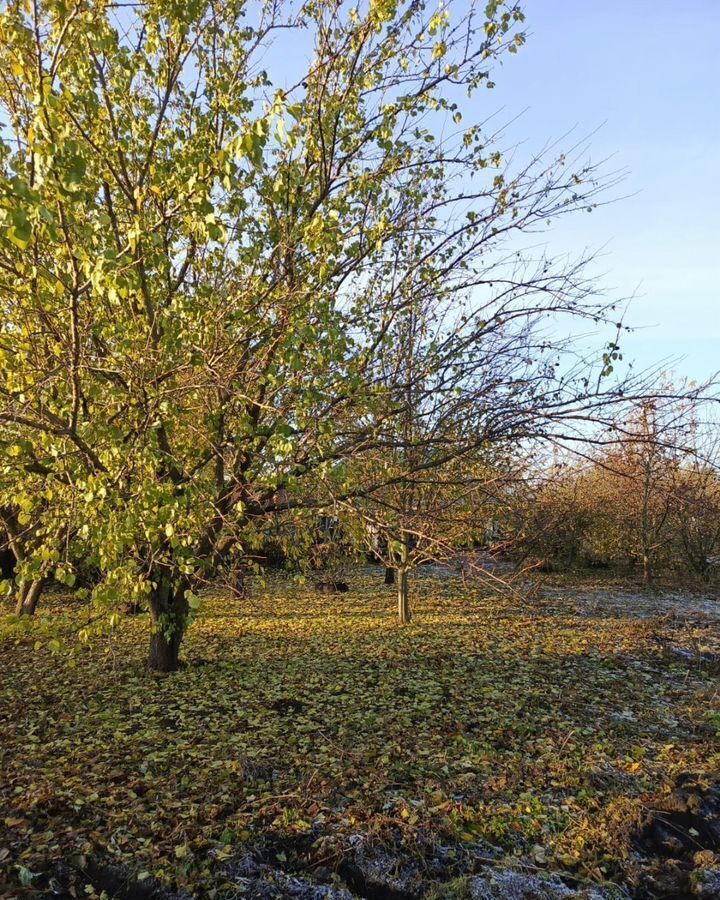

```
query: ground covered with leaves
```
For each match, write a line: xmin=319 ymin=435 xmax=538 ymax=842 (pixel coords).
xmin=1 ymin=569 xmax=719 ymax=898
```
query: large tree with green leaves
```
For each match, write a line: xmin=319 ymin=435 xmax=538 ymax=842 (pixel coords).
xmin=0 ymin=0 xmax=634 ymax=669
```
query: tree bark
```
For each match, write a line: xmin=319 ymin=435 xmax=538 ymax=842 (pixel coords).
xmin=384 ymin=566 xmax=395 ymax=585
xmin=148 ymin=575 xmax=188 ymax=672
xmin=397 ymin=566 xmax=411 ymax=623
xmin=15 ymin=579 xmax=44 ymax=616
xmin=642 ymin=552 xmax=652 ymax=586
xmin=396 ymin=531 xmax=411 ymax=623
xmin=0 ymin=546 xmax=15 ymax=579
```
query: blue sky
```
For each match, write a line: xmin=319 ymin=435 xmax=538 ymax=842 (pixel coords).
xmin=480 ymin=1 xmax=720 ymax=384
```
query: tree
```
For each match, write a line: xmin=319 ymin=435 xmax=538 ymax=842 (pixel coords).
xmin=516 ymin=391 xmax=717 ymax=583
xmin=598 ymin=396 xmax=702 ymax=584
xmin=0 ymin=504 xmax=49 ymax=615
xmin=509 ymin=457 xmax=592 ymax=569
xmin=336 ymin=253 xmax=517 ymax=622
xmin=0 ymin=0 xmax=638 ymax=668
xmin=672 ymin=461 xmax=720 ymax=583
xmin=667 ymin=410 xmax=720 ymax=583
xmin=0 ymin=461 xmax=76 ymax=615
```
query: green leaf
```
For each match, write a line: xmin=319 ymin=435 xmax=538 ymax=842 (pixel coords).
xmin=61 ymin=155 xmax=87 ymax=192
xmin=7 ymin=217 xmax=32 ymax=250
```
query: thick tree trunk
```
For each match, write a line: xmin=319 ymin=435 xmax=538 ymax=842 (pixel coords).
xmin=397 ymin=567 xmax=411 ymax=624
xmin=0 ymin=546 xmax=15 ymax=579
xmin=384 ymin=566 xmax=395 ymax=585
xmin=14 ymin=579 xmax=44 ymax=616
xmin=148 ymin=575 xmax=188 ymax=672
xmin=149 ymin=626 xmax=184 ymax=672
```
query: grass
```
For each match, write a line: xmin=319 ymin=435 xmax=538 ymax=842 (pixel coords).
xmin=1 ymin=568 xmax=718 ymax=896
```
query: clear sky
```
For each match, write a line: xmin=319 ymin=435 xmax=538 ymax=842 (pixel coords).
xmin=480 ymin=1 xmax=720 ymax=384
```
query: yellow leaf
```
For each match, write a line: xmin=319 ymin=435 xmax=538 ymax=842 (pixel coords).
xmin=7 ymin=225 xmax=32 ymax=250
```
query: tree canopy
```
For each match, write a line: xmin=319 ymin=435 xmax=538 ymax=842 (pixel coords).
xmin=0 ymin=0 xmax=648 ymax=667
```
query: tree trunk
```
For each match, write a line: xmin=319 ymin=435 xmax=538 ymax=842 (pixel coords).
xmin=15 ymin=579 xmax=44 ymax=616
xmin=396 ymin=531 xmax=411 ymax=623
xmin=397 ymin=566 xmax=411 ymax=623
xmin=642 ymin=553 xmax=652 ymax=586
xmin=0 ymin=546 xmax=15 ymax=579
xmin=231 ymin=567 xmax=247 ymax=599
xmin=148 ymin=575 xmax=188 ymax=672
xmin=384 ymin=566 xmax=395 ymax=585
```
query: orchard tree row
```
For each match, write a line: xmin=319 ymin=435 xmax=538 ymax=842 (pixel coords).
xmin=514 ymin=395 xmax=720 ymax=584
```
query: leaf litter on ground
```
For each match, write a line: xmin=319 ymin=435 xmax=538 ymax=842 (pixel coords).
xmin=0 ymin=568 xmax=718 ymax=897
